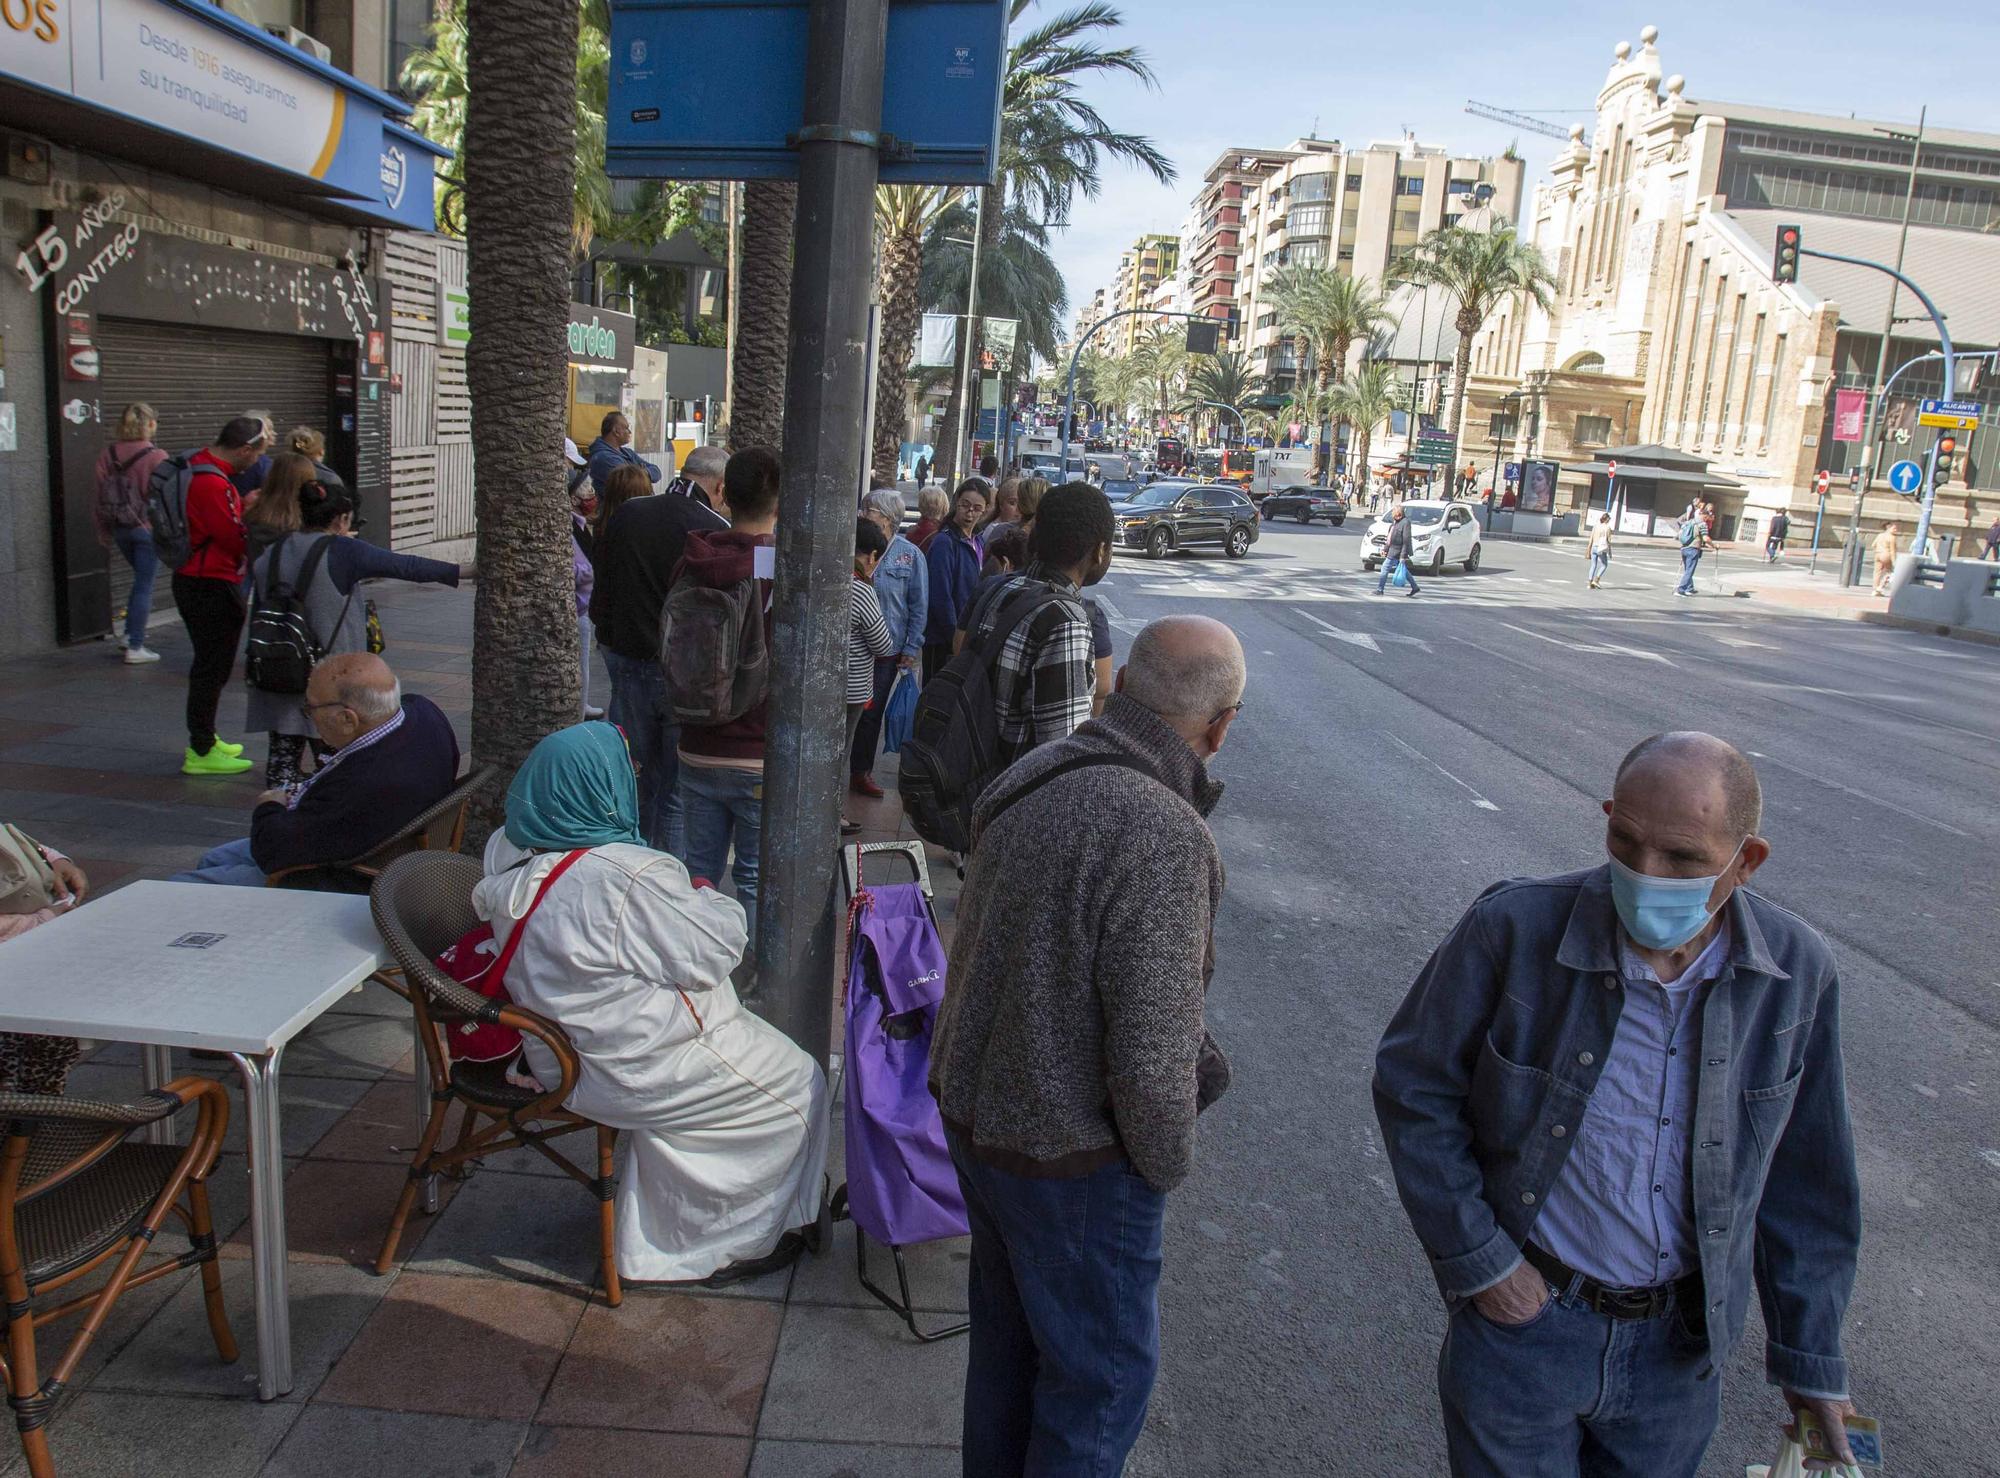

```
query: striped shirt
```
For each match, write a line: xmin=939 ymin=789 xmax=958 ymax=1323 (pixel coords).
xmin=848 ymin=577 xmax=895 ymax=703
xmin=958 ymin=563 xmax=1096 ymax=766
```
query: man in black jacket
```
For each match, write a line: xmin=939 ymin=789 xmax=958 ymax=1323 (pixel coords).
xmin=172 ymin=654 xmax=460 ymax=885
xmin=590 ymin=459 xmax=730 ymax=854
xmin=1375 ymin=504 xmax=1421 ymax=597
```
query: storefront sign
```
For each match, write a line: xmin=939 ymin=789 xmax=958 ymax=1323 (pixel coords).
xmin=2 ymin=0 xmax=442 ymax=231
xmin=437 ymin=284 xmax=470 ymax=348
xmin=566 ymin=306 xmax=635 ymax=372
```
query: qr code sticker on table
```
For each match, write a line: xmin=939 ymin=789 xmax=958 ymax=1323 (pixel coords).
xmin=169 ymin=932 xmax=229 ymax=950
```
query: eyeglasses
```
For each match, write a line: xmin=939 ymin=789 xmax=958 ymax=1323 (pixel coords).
xmin=297 ymin=700 xmax=347 ymax=721
xmin=1210 ymin=701 xmax=1245 ymax=724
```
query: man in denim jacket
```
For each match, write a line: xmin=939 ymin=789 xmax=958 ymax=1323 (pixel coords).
xmin=1374 ymin=732 xmax=1862 ymax=1477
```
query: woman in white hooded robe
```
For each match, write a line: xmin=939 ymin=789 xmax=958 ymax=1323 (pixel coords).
xmin=474 ymin=722 xmax=828 ymax=1283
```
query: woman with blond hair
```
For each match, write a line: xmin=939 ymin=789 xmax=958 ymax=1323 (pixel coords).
xmin=91 ymin=402 xmax=169 ymax=663
xmin=910 ymin=484 xmax=951 ymax=551
xmin=285 ymin=426 xmax=347 ymax=492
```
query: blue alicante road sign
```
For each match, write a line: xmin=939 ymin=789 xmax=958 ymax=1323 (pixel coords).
xmin=1887 ymin=460 xmax=1924 ymax=494
xmin=1921 ymin=398 xmax=1979 ymax=416
xmin=606 ymin=0 xmax=1007 ymax=183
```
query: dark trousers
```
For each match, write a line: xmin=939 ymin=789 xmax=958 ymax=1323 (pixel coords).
xmin=849 ymin=657 xmax=899 ymax=777
xmin=922 ymin=641 xmax=954 ymax=683
xmin=172 ymin=573 xmax=244 ymax=754
xmin=948 ymin=1131 xmax=1166 ymax=1478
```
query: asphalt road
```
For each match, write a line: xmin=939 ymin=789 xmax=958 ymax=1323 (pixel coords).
xmin=1095 ymin=518 xmax=2000 ymax=1476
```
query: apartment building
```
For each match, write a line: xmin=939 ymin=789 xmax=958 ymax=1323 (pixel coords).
xmin=1235 ymin=136 xmax=1525 ymax=397
xmin=1461 ymin=26 xmax=2000 ymax=546
xmin=1185 ymin=149 xmax=1295 ymax=337
xmin=1106 ymin=233 xmax=1181 ymax=352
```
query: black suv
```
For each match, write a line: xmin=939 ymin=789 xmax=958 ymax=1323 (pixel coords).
xmin=1106 ymin=481 xmax=1262 ymax=559
xmin=1259 ymin=485 xmax=1349 ymax=525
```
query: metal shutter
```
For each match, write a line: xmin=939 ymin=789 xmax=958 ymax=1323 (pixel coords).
xmin=94 ymin=318 xmax=333 ymax=622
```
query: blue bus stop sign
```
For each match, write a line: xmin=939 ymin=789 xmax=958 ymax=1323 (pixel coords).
xmin=1887 ymin=460 xmax=1923 ymax=494
xmin=607 ymin=0 xmax=1006 ymax=183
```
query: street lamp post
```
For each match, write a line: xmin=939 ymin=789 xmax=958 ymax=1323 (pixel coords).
xmin=1840 ymin=108 xmax=1925 ymax=585
xmin=951 ymin=192 xmax=983 ymax=482
xmin=1061 ymin=308 xmax=1209 ymax=478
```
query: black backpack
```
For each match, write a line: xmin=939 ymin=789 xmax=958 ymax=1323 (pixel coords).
xmin=898 ymin=583 xmax=1059 ymax=852
xmin=144 ymin=456 xmax=200 ymax=569
xmin=244 ymin=536 xmax=345 ymax=695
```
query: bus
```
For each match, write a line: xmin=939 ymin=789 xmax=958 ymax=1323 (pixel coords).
xmin=1219 ymin=448 xmax=1257 ymax=485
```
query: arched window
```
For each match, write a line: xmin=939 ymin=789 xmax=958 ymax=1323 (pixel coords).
xmin=1565 ymin=352 xmax=1607 ymax=374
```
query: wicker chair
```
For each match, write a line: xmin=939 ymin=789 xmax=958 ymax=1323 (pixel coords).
xmin=0 ymin=1078 xmax=234 ymax=1477
xmin=368 ymin=851 xmax=621 ymax=1306
xmin=266 ymin=765 xmax=497 ymax=893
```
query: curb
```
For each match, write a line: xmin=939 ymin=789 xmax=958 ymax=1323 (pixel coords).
xmin=1857 ymin=610 xmax=2000 ymax=649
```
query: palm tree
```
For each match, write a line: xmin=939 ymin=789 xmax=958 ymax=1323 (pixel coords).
xmin=924 ymin=196 xmax=1067 ymax=475
xmin=729 ymin=180 xmax=795 ymax=452
xmin=1131 ymin=326 xmax=1190 ymax=435
xmin=463 ymin=0 xmax=580 ymax=829
xmin=1187 ymin=348 xmax=1262 ymax=440
xmin=402 ymin=0 xmax=705 ymax=255
xmin=1396 ymin=225 xmax=1558 ymax=452
xmin=1265 ymin=266 xmax=1393 ymax=395
xmin=945 ymin=2 xmax=1173 ymax=460
xmin=872 ymin=185 xmax=950 ymax=479
xmin=1330 ymin=361 xmax=1405 ymax=499
xmin=1091 ymin=353 xmax=1146 ymax=447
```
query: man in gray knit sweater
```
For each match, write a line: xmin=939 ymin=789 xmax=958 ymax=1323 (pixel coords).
xmin=933 ymin=614 xmax=1245 ymax=1478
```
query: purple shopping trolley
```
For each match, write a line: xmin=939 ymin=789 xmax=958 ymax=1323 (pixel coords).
xmin=833 ymin=841 xmax=969 ymax=1343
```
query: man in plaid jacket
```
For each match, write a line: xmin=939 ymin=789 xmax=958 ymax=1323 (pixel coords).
xmin=955 ymin=482 xmax=1115 ymax=769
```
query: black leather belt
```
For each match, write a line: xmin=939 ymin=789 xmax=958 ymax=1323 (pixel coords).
xmin=1523 ymin=1242 xmax=1700 ymax=1321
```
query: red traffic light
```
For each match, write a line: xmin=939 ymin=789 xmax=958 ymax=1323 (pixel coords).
xmin=1938 ymin=434 xmax=1956 ymax=456
xmin=1778 ymin=227 xmax=1799 ymax=246
xmin=1773 ymin=223 xmax=1802 ymax=284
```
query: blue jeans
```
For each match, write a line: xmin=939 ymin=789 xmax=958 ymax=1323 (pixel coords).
xmin=168 ymin=837 xmax=266 ymax=888
xmin=1377 ymin=556 xmax=1419 ymax=594
xmin=676 ymin=762 xmax=761 ymax=939
xmin=601 ymin=650 xmax=682 ymax=856
xmin=1587 ymin=550 xmax=1609 ymax=584
xmin=112 ymin=527 xmax=157 ymax=649
xmin=1676 ymin=546 xmax=1701 ymax=593
xmin=1438 ymin=1281 xmax=1720 ymax=1478
xmin=948 ymin=1131 xmax=1167 ymax=1478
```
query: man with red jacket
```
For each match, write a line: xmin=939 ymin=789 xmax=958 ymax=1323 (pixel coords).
xmin=175 ymin=417 xmax=267 ymax=775
xmin=674 ymin=447 xmax=780 ymax=948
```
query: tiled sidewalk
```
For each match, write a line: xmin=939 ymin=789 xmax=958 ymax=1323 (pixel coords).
xmin=0 ymin=583 xmax=970 ymax=1478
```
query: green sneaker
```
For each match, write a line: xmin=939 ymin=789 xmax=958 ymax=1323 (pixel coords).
xmin=183 ymin=745 xmax=253 ymax=776
xmin=211 ymin=737 xmax=246 ymax=757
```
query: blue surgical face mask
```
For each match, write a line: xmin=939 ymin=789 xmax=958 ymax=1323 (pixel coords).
xmin=1606 ymin=840 xmax=1744 ymax=951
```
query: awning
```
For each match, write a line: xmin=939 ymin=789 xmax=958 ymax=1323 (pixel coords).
xmin=1 ymin=0 xmax=445 ymax=231
xmin=1570 ymin=461 xmax=1744 ymax=490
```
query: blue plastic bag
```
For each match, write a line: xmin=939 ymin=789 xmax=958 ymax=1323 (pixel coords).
xmin=1389 ymin=560 xmax=1410 ymax=588
xmin=880 ymin=670 xmax=918 ymax=755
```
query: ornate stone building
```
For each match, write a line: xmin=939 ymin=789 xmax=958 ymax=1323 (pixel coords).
xmin=1463 ymin=26 xmax=1999 ymax=547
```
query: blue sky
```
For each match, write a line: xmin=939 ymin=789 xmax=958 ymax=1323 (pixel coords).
xmin=1047 ymin=0 xmax=1996 ymax=316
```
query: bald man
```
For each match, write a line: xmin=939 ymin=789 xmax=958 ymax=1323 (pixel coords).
xmin=1374 ymin=732 xmax=1862 ymax=1477
xmin=172 ymin=653 xmax=460 ymax=887
xmin=933 ymin=614 xmax=1245 ymax=1478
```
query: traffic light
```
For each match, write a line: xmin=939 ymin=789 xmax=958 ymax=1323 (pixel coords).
xmin=1185 ymin=319 xmax=1221 ymax=355
xmin=1773 ymin=224 xmax=1802 ymax=284
xmin=1935 ymin=434 xmax=1957 ymax=483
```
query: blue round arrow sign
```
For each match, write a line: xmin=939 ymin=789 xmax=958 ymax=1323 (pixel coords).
xmin=1887 ymin=460 xmax=1924 ymax=493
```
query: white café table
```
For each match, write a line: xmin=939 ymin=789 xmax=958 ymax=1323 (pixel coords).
xmin=0 ymin=881 xmax=390 ymax=1401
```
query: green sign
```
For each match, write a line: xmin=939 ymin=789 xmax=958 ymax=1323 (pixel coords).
xmin=436 ymin=284 xmax=470 ymax=348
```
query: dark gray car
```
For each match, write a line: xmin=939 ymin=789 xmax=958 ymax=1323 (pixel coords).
xmin=1107 ymin=481 xmax=1262 ymax=559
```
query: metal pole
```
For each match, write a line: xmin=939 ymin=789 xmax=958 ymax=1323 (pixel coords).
xmin=952 ymin=190 xmax=984 ymax=481
xmin=1839 ymin=107 xmax=1924 ymax=586
xmin=756 ymin=0 xmax=887 ymax=1065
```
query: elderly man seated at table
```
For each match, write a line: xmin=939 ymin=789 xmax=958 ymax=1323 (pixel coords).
xmin=172 ymin=653 xmax=460 ymax=887
xmin=476 ymin=722 xmax=830 ymax=1285
xmin=0 ymin=823 xmax=91 ymax=1094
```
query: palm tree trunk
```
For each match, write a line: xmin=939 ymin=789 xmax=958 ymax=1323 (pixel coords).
xmin=730 ymin=180 xmax=796 ymax=452
xmin=1449 ymin=307 xmax=1480 ymax=457
xmin=871 ymin=228 xmax=923 ymax=481
xmin=465 ymin=0 xmax=579 ymax=838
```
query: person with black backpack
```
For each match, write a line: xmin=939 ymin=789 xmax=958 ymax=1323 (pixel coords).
xmin=163 ymin=417 xmax=267 ymax=776
xmin=91 ymin=403 xmax=170 ymax=664
xmin=898 ymin=483 xmax=1111 ymax=854
xmin=671 ymin=448 xmax=781 ymax=941
xmin=244 ymin=481 xmax=459 ymax=787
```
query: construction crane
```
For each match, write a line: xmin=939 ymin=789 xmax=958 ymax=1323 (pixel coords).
xmin=1464 ymin=101 xmax=1576 ymax=142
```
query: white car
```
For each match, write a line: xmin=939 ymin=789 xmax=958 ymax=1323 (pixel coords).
xmin=1361 ymin=499 xmax=1484 ymax=573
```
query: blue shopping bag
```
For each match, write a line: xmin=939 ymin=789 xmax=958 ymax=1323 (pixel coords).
xmin=1389 ymin=560 xmax=1410 ymax=588
xmin=880 ymin=670 xmax=918 ymax=754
